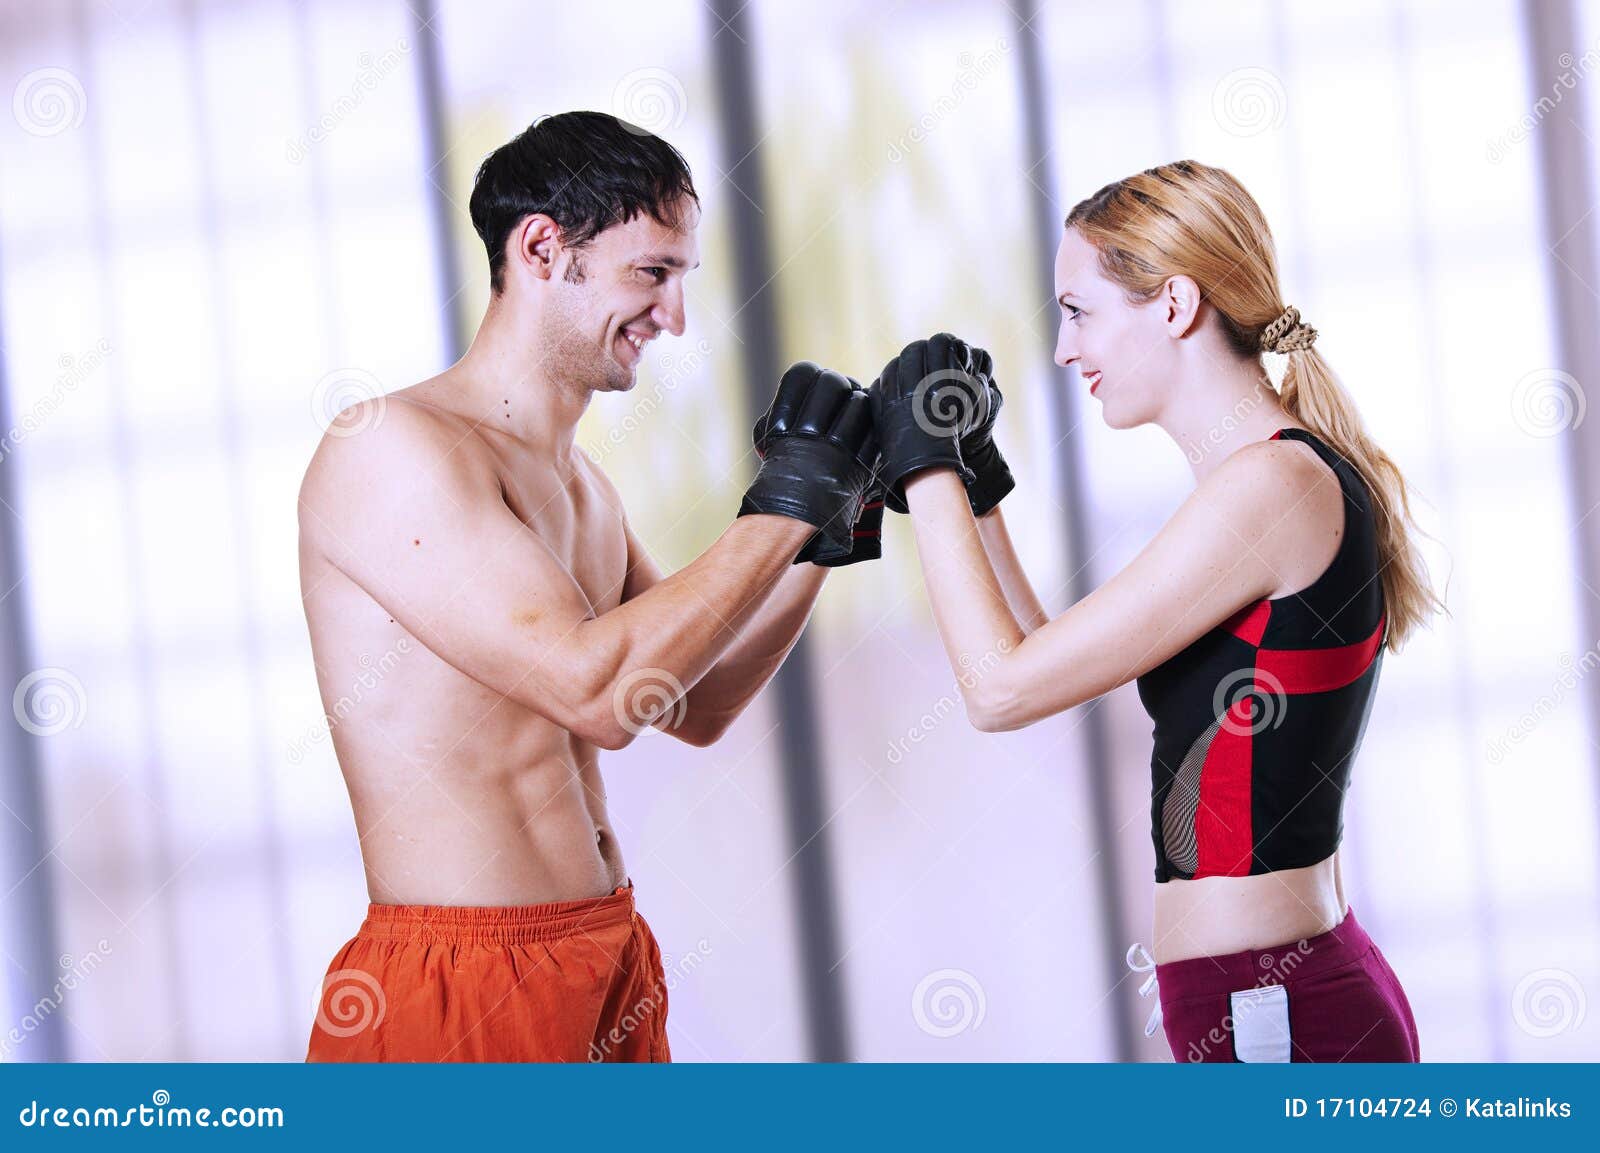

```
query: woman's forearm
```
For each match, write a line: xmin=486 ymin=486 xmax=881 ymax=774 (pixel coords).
xmin=905 ymin=471 xmax=1026 ymax=725
xmin=976 ymin=507 xmax=1050 ymax=633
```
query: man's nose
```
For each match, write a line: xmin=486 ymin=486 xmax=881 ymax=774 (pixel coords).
xmin=653 ymin=281 xmax=686 ymax=337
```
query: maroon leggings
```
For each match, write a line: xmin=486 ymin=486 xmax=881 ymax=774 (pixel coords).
xmin=1153 ymin=904 xmax=1419 ymax=1062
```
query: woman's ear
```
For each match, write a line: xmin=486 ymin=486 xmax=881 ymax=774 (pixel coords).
xmin=1162 ymin=275 xmax=1202 ymax=338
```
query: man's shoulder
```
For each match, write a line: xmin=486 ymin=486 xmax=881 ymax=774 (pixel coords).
xmin=299 ymin=392 xmax=496 ymax=522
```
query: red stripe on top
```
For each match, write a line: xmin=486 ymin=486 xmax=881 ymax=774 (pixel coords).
xmin=1193 ymin=699 xmax=1256 ymax=878
xmin=1257 ymin=614 xmax=1385 ymax=694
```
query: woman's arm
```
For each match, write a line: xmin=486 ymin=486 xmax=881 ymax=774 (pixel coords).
xmin=904 ymin=437 xmax=1338 ymax=732
xmin=975 ymin=507 xmax=1050 ymax=633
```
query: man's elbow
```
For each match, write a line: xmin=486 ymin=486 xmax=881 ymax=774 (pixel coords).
xmin=557 ymin=650 xmax=648 ymax=750
xmin=576 ymin=706 xmax=721 ymax=750
xmin=668 ymin=719 xmax=724 ymax=748
xmin=564 ymin=675 xmax=641 ymax=750
xmin=666 ymin=705 xmax=736 ymax=748
xmin=572 ymin=682 xmax=708 ymax=750
xmin=569 ymin=705 xmax=637 ymax=751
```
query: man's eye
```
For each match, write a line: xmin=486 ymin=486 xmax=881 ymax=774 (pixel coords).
xmin=641 ymin=267 xmax=667 ymax=282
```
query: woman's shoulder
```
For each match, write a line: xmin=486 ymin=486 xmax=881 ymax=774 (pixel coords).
xmin=1197 ymin=429 xmax=1347 ymax=593
xmin=1203 ymin=429 xmax=1341 ymax=507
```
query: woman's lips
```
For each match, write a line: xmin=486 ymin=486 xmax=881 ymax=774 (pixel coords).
xmin=1084 ymin=370 xmax=1102 ymax=394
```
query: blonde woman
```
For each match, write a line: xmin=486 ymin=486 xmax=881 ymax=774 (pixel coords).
xmin=868 ymin=161 xmax=1440 ymax=1062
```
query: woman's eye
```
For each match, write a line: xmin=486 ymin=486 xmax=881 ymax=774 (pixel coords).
xmin=1062 ymin=302 xmax=1082 ymax=321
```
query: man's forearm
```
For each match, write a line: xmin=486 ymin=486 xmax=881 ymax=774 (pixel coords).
xmin=677 ymin=562 xmax=828 ymax=734
xmin=554 ymin=516 xmax=812 ymax=744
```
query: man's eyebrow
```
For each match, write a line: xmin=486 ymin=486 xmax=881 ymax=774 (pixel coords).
xmin=638 ymin=253 xmax=700 ymax=270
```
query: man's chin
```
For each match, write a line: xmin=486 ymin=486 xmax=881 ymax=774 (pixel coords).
xmin=602 ymin=366 xmax=638 ymax=393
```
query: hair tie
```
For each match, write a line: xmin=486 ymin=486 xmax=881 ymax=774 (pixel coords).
xmin=1260 ymin=306 xmax=1317 ymax=354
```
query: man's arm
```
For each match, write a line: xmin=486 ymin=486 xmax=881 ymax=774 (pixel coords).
xmin=620 ymin=516 xmax=828 ymax=745
xmin=298 ymin=400 xmax=812 ymax=752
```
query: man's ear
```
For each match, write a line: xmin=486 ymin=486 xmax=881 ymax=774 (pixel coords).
xmin=1163 ymin=274 xmax=1202 ymax=338
xmin=515 ymin=214 xmax=562 ymax=282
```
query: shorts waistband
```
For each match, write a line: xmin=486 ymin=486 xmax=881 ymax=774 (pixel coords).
xmin=1154 ymin=903 xmax=1372 ymax=993
xmin=356 ymin=884 xmax=636 ymax=945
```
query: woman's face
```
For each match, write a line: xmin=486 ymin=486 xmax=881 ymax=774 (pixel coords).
xmin=1053 ymin=227 xmax=1177 ymax=429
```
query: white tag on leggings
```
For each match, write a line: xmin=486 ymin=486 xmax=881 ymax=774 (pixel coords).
xmin=1229 ymin=984 xmax=1291 ymax=1062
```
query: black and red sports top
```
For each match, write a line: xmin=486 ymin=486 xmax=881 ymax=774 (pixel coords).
xmin=1135 ymin=428 xmax=1388 ymax=884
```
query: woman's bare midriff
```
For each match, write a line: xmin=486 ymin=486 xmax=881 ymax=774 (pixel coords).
xmin=1151 ymin=852 xmax=1347 ymax=963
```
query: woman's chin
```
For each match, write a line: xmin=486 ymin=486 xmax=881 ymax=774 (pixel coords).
xmin=1100 ymin=403 xmax=1135 ymax=430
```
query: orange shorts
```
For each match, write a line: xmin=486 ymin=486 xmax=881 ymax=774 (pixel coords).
xmin=306 ymin=885 xmax=670 ymax=1062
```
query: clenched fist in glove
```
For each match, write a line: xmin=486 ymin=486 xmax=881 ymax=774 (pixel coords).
xmin=740 ymin=362 xmax=881 ymax=565
xmin=957 ymin=345 xmax=1014 ymax=516
xmin=868 ymin=333 xmax=993 ymax=513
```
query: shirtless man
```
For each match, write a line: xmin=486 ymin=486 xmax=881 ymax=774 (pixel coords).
xmin=299 ymin=112 xmax=879 ymax=1062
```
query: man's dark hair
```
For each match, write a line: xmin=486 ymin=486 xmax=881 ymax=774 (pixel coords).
xmin=469 ymin=111 xmax=699 ymax=293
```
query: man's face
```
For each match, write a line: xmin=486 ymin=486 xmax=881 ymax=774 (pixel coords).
xmin=543 ymin=198 xmax=701 ymax=394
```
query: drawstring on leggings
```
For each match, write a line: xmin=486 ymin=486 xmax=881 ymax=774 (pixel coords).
xmin=1125 ymin=942 xmax=1163 ymax=1038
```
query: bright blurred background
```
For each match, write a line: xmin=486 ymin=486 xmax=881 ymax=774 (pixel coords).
xmin=1 ymin=0 xmax=1598 ymax=1062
